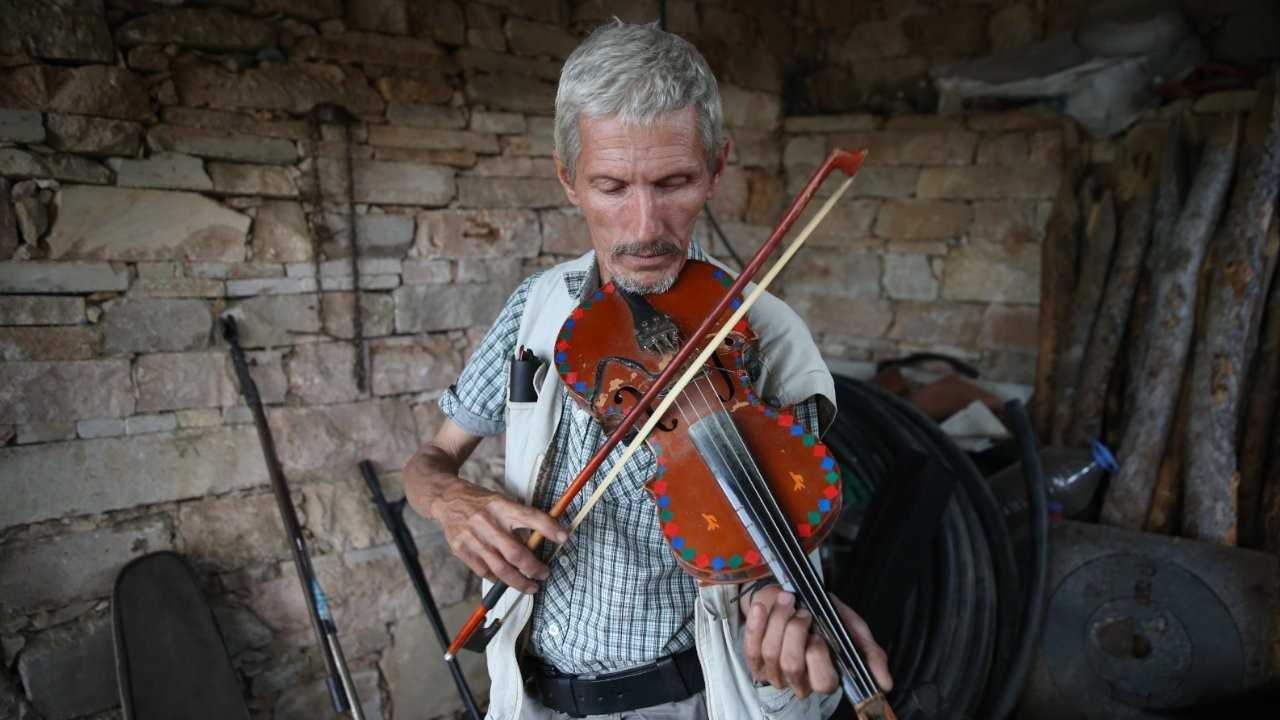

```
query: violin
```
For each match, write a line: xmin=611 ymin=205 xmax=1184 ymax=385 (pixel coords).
xmin=446 ymin=148 xmax=893 ymax=719
xmin=555 ymin=259 xmax=840 ymax=582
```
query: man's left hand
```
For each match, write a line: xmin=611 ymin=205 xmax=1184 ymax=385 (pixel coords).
xmin=741 ymin=585 xmax=892 ymax=699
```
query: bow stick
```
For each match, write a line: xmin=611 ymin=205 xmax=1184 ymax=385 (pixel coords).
xmin=444 ymin=148 xmax=867 ymax=659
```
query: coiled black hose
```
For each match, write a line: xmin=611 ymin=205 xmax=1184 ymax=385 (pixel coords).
xmin=827 ymin=375 xmax=1048 ymax=720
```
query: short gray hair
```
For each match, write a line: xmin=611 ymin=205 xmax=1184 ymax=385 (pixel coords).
xmin=554 ymin=19 xmax=724 ymax=183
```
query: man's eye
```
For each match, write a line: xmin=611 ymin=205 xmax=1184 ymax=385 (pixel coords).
xmin=659 ymin=177 xmax=689 ymax=189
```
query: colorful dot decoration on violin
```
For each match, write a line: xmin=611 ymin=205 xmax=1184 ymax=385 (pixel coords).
xmin=554 ymin=259 xmax=842 ymax=584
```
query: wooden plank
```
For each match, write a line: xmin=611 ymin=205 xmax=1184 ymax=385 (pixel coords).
xmin=1183 ymin=78 xmax=1280 ymax=544
xmin=1100 ymin=114 xmax=1239 ymax=530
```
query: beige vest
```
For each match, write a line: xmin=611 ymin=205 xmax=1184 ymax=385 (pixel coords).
xmin=484 ymin=251 xmax=840 ymax=720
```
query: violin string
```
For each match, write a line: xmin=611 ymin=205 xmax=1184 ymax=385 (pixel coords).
xmin=692 ymin=374 xmax=880 ymax=699
xmin=558 ymin=172 xmax=859 ymax=559
xmin=675 ymin=370 xmax=879 ymax=698
xmin=681 ymin=374 xmax=878 ymax=698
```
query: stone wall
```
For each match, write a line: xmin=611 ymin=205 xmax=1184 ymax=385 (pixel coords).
xmin=773 ymin=110 xmax=1068 ymax=385
xmin=0 ymin=1 xmax=1273 ymax=719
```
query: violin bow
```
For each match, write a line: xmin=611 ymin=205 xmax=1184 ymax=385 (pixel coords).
xmin=445 ymin=148 xmax=868 ymax=659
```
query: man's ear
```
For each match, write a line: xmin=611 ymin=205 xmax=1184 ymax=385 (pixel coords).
xmin=706 ymin=139 xmax=730 ymax=198
xmin=553 ymin=150 xmax=580 ymax=206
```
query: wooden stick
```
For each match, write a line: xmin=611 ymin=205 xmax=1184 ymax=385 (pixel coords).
xmin=1148 ymin=193 xmax=1220 ymax=534
xmin=1070 ymin=168 xmax=1157 ymax=447
xmin=1030 ymin=182 xmax=1082 ymax=443
xmin=1122 ymin=113 xmax=1187 ymax=434
xmin=1183 ymin=78 xmax=1280 ymax=544
xmin=1145 ymin=370 xmax=1191 ymax=534
xmin=1100 ymin=115 xmax=1239 ymax=530
xmin=1244 ymin=220 xmax=1280 ymax=549
xmin=1050 ymin=185 xmax=1116 ymax=445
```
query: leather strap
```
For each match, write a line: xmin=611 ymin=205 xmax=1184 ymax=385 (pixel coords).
xmin=528 ymin=647 xmax=704 ymax=717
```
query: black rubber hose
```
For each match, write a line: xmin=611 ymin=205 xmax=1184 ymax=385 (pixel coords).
xmin=827 ymin=374 xmax=1038 ymax=720
xmin=982 ymin=399 xmax=1050 ymax=719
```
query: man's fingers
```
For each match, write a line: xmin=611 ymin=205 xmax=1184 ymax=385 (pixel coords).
xmin=805 ymin=632 xmax=839 ymax=696
xmin=743 ymin=602 xmax=768 ymax=680
xmin=510 ymin=504 xmax=569 ymax=545
xmin=475 ymin=543 xmax=541 ymax=594
xmin=780 ymin=609 xmax=814 ymax=697
xmin=493 ymin=530 xmax=551 ymax=582
xmin=836 ymin=598 xmax=893 ymax=691
xmin=761 ymin=591 xmax=796 ymax=688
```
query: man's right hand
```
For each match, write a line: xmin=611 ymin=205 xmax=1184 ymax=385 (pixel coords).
xmin=403 ymin=418 xmax=569 ymax=595
xmin=431 ymin=477 xmax=568 ymax=594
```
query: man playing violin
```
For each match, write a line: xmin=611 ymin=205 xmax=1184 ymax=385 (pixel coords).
xmin=404 ymin=19 xmax=891 ymax=720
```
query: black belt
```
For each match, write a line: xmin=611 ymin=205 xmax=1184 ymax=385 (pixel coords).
xmin=527 ymin=647 xmax=705 ymax=717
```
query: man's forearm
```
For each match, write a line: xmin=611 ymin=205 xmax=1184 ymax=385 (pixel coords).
xmin=403 ymin=444 xmax=469 ymax=520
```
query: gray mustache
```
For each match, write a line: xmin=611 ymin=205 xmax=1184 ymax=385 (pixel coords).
xmin=611 ymin=240 xmax=682 ymax=259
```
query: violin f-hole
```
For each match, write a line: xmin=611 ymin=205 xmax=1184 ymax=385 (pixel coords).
xmin=612 ymin=386 xmax=678 ymax=432
xmin=707 ymin=348 xmax=737 ymax=403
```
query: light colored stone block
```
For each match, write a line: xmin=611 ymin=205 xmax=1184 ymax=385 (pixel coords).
xmin=222 ymin=294 xmax=322 ymax=348
xmin=883 ymin=252 xmax=939 ymax=300
xmin=135 ymin=351 xmax=240 ymax=412
xmin=288 ymin=342 xmax=362 ymax=404
xmin=942 ymin=238 xmax=1041 ymax=303
xmin=393 ymin=282 xmax=510 ymax=333
xmin=124 ymin=413 xmax=179 ymax=434
xmin=470 ymin=110 xmax=526 ymax=134
xmin=77 ymin=417 xmax=124 ymax=439
xmin=1 ymin=359 xmax=133 ymax=424
xmin=208 ymin=162 xmax=299 ymax=197
xmin=225 ymin=276 xmax=318 ymax=297
xmin=109 ymin=151 xmax=213 ymax=190
xmin=0 ymin=295 xmax=84 ymax=325
xmin=0 ymin=425 xmax=267 ymax=527
xmin=147 ymin=124 xmax=299 ymax=163
xmin=0 ymin=516 xmax=171 ymax=615
xmin=455 ymin=177 xmax=565 ymax=209
xmin=369 ymin=335 xmax=461 ymax=396
xmin=0 ymin=148 xmax=113 ymax=184
xmin=48 ymin=186 xmax=248 ymax=261
xmin=349 ymin=159 xmax=455 ymax=206
xmin=16 ymin=422 xmax=77 ymax=444
xmin=100 ymin=297 xmax=213 ymax=353
xmin=415 ymin=208 xmax=540 ymax=258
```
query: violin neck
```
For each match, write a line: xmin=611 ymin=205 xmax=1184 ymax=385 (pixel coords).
xmin=686 ymin=407 xmax=889 ymax=712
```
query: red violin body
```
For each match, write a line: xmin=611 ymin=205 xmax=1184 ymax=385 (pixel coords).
xmin=553 ymin=259 xmax=842 ymax=583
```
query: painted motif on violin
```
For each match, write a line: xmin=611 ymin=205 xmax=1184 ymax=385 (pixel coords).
xmin=554 ymin=259 xmax=842 ymax=583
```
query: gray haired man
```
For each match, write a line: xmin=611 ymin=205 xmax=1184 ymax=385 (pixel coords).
xmin=405 ymin=20 xmax=891 ymax=720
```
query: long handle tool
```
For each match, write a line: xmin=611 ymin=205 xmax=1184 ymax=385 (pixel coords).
xmin=360 ymin=460 xmax=483 ymax=720
xmin=221 ymin=316 xmax=365 ymax=719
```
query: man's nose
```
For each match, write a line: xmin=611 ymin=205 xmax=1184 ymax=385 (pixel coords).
xmin=629 ymin=187 xmax=661 ymax=241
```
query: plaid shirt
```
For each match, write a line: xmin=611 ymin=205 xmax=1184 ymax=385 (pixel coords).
xmin=441 ymin=245 xmax=819 ymax=674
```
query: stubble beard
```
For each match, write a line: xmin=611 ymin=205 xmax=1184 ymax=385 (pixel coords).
xmin=610 ymin=239 xmax=683 ymax=295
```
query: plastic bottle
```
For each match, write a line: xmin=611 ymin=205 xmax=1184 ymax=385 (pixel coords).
xmin=987 ymin=440 xmax=1119 ymax=526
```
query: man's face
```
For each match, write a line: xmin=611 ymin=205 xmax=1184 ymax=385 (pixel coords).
xmin=554 ymin=106 xmax=727 ymax=294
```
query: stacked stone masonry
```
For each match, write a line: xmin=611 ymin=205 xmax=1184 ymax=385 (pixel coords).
xmin=1 ymin=1 xmax=1277 ymax=719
